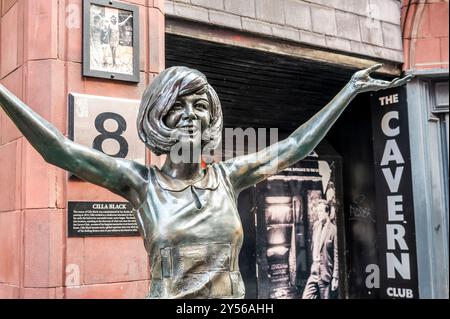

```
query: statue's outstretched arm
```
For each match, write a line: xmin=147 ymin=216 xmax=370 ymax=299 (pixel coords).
xmin=222 ymin=64 xmax=412 ymax=194
xmin=0 ymin=85 xmax=147 ymax=205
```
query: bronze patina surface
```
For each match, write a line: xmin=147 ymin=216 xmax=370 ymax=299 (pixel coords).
xmin=0 ymin=64 xmax=411 ymax=298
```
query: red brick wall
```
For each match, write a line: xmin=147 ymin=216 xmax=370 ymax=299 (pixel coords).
xmin=402 ymin=0 xmax=449 ymax=70
xmin=0 ymin=0 xmax=165 ymax=298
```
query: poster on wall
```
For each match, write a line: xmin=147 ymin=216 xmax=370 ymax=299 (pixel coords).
xmin=254 ymin=145 xmax=345 ymax=299
xmin=370 ymin=87 xmax=419 ymax=299
xmin=83 ymin=0 xmax=140 ymax=82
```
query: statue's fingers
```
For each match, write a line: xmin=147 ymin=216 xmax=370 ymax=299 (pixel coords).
xmin=372 ymin=79 xmax=392 ymax=87
xmin=386 ymin=77 xmax=400 ymax=88
xmin=365 ymin=63 xmax=383 ymax=74
xmin=388 ymin=74 xmax=414 ymax=88
xmin=399 ymin=74 xmax=414 ymax=83
xmin=387 ymin=79 xmax=402 ymax=88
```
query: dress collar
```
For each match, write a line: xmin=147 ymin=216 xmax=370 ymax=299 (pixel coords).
xmin=152 ymin=164 xmax=220 ymax=192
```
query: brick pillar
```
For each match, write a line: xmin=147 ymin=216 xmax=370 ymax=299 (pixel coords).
xmin=402 ymin=0 xmax=449 ymax=70
xmin=0 ymin=0 xmax=165 ymax=298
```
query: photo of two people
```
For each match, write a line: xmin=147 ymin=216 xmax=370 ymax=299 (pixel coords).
xmin=257 ymin=153 xmax=341 ymax=299
xmin=89 ymin=4 xmax=134 ymax=75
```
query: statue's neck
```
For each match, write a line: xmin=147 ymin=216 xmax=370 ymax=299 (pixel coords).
xmin=161 ymin=156 xmax=204 ymax=183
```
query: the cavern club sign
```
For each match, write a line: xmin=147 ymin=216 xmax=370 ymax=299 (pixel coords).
xmin=371 ymin=87 xmax=419 ymax=299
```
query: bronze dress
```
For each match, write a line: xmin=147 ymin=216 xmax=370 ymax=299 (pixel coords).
xmin=134 ymin=162 xmax=245 ymax=299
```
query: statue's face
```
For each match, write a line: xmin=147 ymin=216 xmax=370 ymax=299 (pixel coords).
xmin=164 ymin=92 xmax=211 ymax=145
xmin=111 ymin=16 xmax=117 ymax=24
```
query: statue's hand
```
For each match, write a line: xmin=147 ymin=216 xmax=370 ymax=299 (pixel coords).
xmin=350 ymin=64 xmax=413 ymax=93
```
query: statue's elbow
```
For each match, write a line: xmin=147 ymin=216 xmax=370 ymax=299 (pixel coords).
xmin=42 ymin=138 xmax=71 ymax=167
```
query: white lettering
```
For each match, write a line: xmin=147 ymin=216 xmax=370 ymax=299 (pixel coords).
xmin=406 ymin=289 xmax=413 ymax=298
xmin=177 ymin=304 xmax=210 ymax=317
xmin=379 ymin=94 xmax=399 ymax=106
xmin=381 ymin=111 xmax=400 ymax=137
xmin=378 ymin=99 xmax=413 ymax=292
xmin=393 ymin=94 xmax=399 ymax=103
xmin=387 ymin=252 xmax=411 ymax=279
xmin=365 ymin=264 xmax=380 ymax=289
xmin=387 ymin=195 xmax=404 ymax=221
xmin=382 ymin=166 xmax=404 ymax=193
xmin=387 ymin=224 xmax=408 ymax=250
xmin=387 ymin=287 xmax=394 ymax=297
xmin=386 ymin=287 xmax=414 ymax=299
xmin=381 ymin=139 xmax=405 ymax=166
xmin=225 ymin=127 xmax=257 ymax=159
xmin=92 ymin=203 xmax=109 ymax=209
xmin=108 ymin=204 xmax=126 ymax=209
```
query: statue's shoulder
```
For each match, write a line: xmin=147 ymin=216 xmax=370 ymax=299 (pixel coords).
xmin=118 ymin=159 xmax=151 ymax=193
xmin=212 ymin=161 xmax=230 ymax=176
xmin=119 ymin=158 xmax=149 ymax=179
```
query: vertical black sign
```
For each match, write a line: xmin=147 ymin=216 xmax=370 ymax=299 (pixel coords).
xmin=371 ymin=87 xmax=419 ymax=298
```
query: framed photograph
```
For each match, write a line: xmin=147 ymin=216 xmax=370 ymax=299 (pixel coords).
xmin=83 ymin=0 xmax=140 ymax=83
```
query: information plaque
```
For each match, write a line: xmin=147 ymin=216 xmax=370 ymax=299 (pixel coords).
xmin=68 ymin=201 xmax=140 ymax=237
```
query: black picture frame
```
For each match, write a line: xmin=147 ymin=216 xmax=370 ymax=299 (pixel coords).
xmin=83 ymin=0 xmax=140 ymax=83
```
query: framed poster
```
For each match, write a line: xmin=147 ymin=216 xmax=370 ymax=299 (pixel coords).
xmin=251 ymin=144 xmax=346 ymax=299
xmin=83 ymin=0 xmax=140 ymax=82
xmin=68 ymin=93 xmax=146 ymax=165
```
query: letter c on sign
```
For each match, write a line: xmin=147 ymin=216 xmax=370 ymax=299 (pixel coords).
xmin=381 ymin=111 xmax=400 ymax=137
xmin=387 ymin=287 xmax=394 ymax=297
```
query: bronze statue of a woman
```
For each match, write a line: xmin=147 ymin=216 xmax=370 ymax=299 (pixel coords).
xmin=0 ymin=64 xmax=411 ymax=298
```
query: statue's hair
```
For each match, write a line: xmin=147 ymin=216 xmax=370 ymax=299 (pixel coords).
xmin=137 ymin=66 xmax=223 ymax=155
